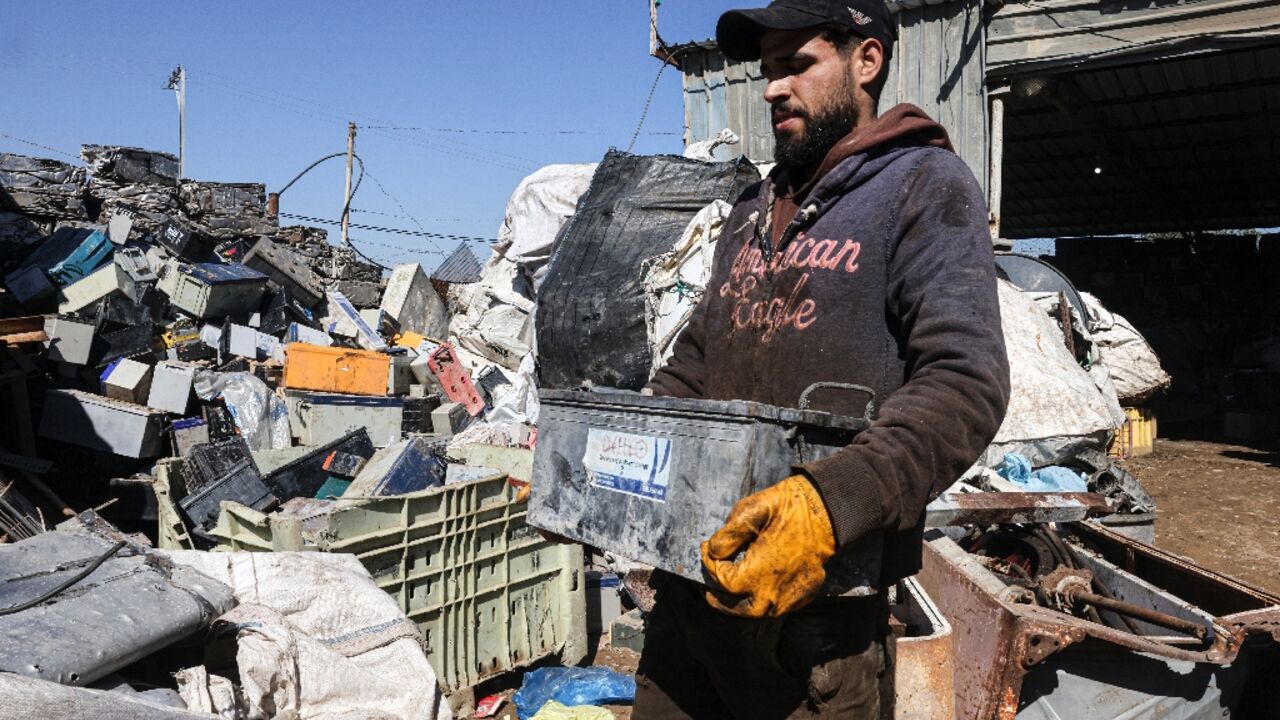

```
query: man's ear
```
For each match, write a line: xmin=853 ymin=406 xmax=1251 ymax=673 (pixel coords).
xmin=854 ymin=38 xmax=886 ymax=91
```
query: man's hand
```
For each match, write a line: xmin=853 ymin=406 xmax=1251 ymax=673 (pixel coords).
xmin=700 ymin=474 xmax=836 ymax=618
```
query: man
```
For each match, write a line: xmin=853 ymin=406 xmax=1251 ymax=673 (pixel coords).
xmin=634 ymin=1 xmax=1011 ymax=717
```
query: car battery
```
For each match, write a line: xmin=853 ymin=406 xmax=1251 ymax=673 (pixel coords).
xmin=39 ymin=389 xmax=167 ymax=458
xmin=529 ymin=388 xmax=880 ymax=595
xmin=43 ymin=315 xmax=96 ymax=365
xmin=282 ymin=342 xmax=390 ymax=397
xmin=171 ymin=417 xmax=210 ymax=457
xmin=179 ymin=437 xmax=276 ymax=534
xmin=167 ymin=262 xmax=267 ymax=319
xmin=57 ymin=262 xmax=129 ymax=314
xmin=241 ymin=237 xmax=324 ymax=308
xmin=148 ymin=361 xmax=198 ymax=415
xmin=156 ymin=221 xmax=213 ymax=263
xmin=284 ymin=390 xmax=403 ymax=447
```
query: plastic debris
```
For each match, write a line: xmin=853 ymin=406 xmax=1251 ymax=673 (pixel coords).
xmin=193 ymin=370 xmax=290 ymax=450
xmin=474 ymin=694 xmax=505 ymax=718
xmin=513 ymin=667 xmax=636 ymax=719
xmin=996 ymin=452 xmax=1088 ymax=493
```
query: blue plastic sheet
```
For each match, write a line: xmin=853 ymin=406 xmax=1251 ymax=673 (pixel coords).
xmin=997 ymin=453 xmax=1087 ymax=493
xmin=514 ymin=667 xmax=636 ymax=719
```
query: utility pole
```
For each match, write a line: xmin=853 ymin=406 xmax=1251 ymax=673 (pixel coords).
xmin=166 ymin=66 xmax=187 ymax=177
xmin=341 ymin=122 xmax=356 ymax=248
xmin=649 ymin=0 xmax=660 ymax=56
xmin=647 ymin=0 xmax=679 ymax=66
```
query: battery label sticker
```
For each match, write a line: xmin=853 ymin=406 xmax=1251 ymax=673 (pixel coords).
xmin=583 ymin=429 xmax=672 ymax=502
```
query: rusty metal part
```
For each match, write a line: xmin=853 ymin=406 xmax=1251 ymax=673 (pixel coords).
xmin=1039 ymin=566 xmax=1093 ymax=605
xmin=893 ymin=577 xmax=956 ymax=720
xmin=1058 ymin=536 xmax=1144 ymax=633
xmin=925 ymin=491 xmax=1113 ymax=527
xmin=919 ymin=526 xmax=1280 ymax=720
xmin=0 ymin=317 xmax=46 ymax=346
xmin=920 ymin=531 xmax=1089 ymax=720
xmin=1069 ymin=587 xmax=1208 ymax=639
xmin=1073 ymin=522 xmax=1280 ymax=663
xmin=1057 ymin=291 xmax=1076 ymax=358
xmin=1037 ymin=565 xmax=1208 ymax=639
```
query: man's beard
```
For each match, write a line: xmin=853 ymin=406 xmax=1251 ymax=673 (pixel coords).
xmin=773 ymin=92 xmax=859 ymax=173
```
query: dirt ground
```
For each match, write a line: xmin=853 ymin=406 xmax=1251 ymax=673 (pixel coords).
xmin=1121 ymin=438 xmax=1280 ymax=595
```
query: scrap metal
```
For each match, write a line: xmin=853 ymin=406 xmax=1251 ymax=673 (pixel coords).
xmin=0 ymin=316 xmax=46 ymax=346
xmin=924 ymin=491 xmax=1112 ymax=528
xmin=920 ymin=522 xmax=1280 ymax=719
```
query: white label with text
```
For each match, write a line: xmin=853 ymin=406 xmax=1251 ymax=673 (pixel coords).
xmin=583 ymin=429 xmax=672 ymax=502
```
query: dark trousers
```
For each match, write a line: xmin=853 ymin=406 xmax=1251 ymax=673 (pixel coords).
xmin=633 ymin=571 xmax=894 ymax=720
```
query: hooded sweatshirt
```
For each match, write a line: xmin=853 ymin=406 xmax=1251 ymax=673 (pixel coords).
xmin=648 ymin=104 xmax=1011 ymax=583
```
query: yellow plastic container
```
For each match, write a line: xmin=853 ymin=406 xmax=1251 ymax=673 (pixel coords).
xmin=1110 ymin=407 xmax=1157 ymax=458
xmin=282 ymin=342 xmax=390 ymax=396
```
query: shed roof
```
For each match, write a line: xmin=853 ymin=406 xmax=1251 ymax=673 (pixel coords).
xmin=1001 ymin=43 xmax=1280 ymax=238
xmin=988 ymin=0 xmax=1280 ymax=76
xmin=430 ymin=243 xmax=483 ymax=284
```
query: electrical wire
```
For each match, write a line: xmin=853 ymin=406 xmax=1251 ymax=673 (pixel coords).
xmin=277 ymin=152 xmax=348 ymax=196
xmin=363 ymin=169 xmax=427 ymax=233
xmin=275 ymin=152 xmax=366 ymax=247
xmin=626 ymin=48 xmax=690 ymax=153
xmin=344 ymin=236 xmax=392 ymax=272
xmin=277 ymin=212 xmax=496 ymax=244
xmin=363 ymin=125 xmax=679 ymax=137
xmin=190 ymin=74 xmax=537 ymax=172
xmin=352 ymin=208 xmax=477 ymax=223
xmin=0 ymin=131 xmax=82 ymax=162
xmin=0 ymin=541 xmax=128 ymax=616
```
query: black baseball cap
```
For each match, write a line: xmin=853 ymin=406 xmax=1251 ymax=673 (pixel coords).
xmin=717 ymin=0 xmax=896 ymax=62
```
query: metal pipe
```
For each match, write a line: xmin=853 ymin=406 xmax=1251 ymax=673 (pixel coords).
xmin=1067 ymin=588 xmax=1208 ymax=640
xmin=1061 ymin=536 xmax=1146 ymax=635
xmin=18 ymin=469 xmax=74 ymax=519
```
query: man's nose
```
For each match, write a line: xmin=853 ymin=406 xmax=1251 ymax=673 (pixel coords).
xmin=763 ymin=77 xmax=790 ymax=105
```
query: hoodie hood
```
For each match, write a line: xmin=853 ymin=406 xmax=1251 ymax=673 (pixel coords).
xmin=769 ymin=103 xmax=953 ymax=246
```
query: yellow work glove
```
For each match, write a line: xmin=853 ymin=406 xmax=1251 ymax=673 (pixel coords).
xmin=700 ymin=474 xmax=836 ymax=618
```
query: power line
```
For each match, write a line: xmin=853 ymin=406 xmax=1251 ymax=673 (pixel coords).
xmin=352 ymin=207 xmax=476 ymax=223
xmin=278 ymin=212 xmax=497 ymax=245
xmin=191 ymin=74 xmax=539 ymax=173
xmin=362 ymin=167 xmax=444 ymax=254
xmin=363 ymin=125 xmax=680 ymax=137
xmin=0 ymin=132 xmax=81 ymax=162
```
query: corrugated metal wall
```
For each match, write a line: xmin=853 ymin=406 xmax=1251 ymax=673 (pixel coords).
xmin=681 ymin=45 xmax=775 ymax=165
xmin=884 ymin=0 xmax=988 ymax=193
xmin=681 ymin=0 xmax=988 ymax=193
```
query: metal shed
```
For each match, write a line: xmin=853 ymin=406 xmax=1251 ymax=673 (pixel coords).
xmin=673 ymin=0 xmax=1280 ymax=241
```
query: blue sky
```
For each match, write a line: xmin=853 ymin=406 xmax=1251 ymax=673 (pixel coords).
xmin=0 ymin=1 xmax=745 ymax=270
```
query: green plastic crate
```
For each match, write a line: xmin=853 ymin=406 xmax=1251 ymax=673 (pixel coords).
xmin=152 ymin=463 xmax=586 ymax=692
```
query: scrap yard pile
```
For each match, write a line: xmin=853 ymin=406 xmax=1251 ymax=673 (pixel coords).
xmin=2 ymin=143 xmax=1280 ymax=720
xmin=0 ymin=144 xmax=579 ymax=720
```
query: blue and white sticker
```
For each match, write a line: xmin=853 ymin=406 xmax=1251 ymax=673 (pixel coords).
xmin=583 ymin=429 xmax=672 ymax=502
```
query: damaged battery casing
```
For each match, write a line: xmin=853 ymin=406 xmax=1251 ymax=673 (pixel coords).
xmin=0 ymin=512 xmax=235 ymax=686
